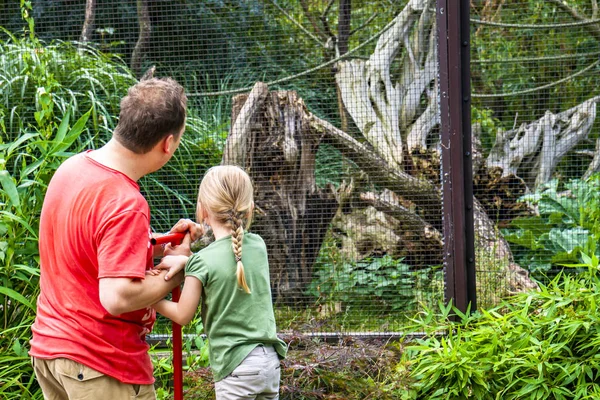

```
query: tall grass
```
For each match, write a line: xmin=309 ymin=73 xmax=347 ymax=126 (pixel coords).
xmin=0 ymin=109 xmax=91 ymax=399
xmin=0 ymin=27 xmax=228 ymax=397
xmin=0 ymin=28 xmax=136 ymax=144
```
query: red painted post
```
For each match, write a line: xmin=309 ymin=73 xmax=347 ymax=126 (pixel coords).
xmin=151 ymin=232 xmax=185 ymax=399
xmin=171 ymin=287 xmax=184 ymax=400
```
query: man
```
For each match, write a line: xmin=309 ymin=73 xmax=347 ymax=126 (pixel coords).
xmin=30 ymin=77 xmax=200 ymax=399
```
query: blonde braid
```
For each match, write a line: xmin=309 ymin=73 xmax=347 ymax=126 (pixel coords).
xmin=230 ymin=212 xmax=251 ymax=293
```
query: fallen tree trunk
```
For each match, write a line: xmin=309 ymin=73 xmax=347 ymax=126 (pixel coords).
xmin=223 ymin=82 xmax=538 ymax=305
xmin=223 ymin=84 xmax=338 ymax=302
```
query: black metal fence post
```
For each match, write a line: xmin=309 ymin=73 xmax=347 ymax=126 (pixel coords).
xmin=437 ymin=0 xmax=477 ymax=313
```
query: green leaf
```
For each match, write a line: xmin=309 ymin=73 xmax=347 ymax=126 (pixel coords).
xmin=0 ymin=287 xmax=35 ymax=311
xmin=49 ymin=108 xmax=91 ymax=155
xmin=0 ymin=211 xmax=37 ymax=237
xmin=0 ymin=170 xmax=21 ymax=211
xmin=53 ymin=109 xmax=70 ymax=148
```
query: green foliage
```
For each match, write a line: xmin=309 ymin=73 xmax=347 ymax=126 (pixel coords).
xmin=0 ymin=108 xmax=91 ymax=399
xmin=151 ymin=317 xmax=209 ymax=398
xmin=307 ymin=253 xmax=443 ymax=315
xmin=0 ymin=28 xmax=136 ymax=144
xmin=471 ymin=106 xmax=501 ymax=152
xmin=472 ymin=1 xmax=600 ymax=125
xmin=141 ymin=111 xmax=225 ymax=233
xmin=398 ymin=259 xmax=600 ymax=399
xmin=503 ymin=175 xmax=600 ymax=278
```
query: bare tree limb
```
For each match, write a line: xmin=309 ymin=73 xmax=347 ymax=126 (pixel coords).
xmin=299 ymin=0 xmax=327 ymax=40
xmin=309 ymin=113 xmax=442 ymax=225
xmin=79 ymin=0 xmax=96 ymax=46
xmin=336 ymin=0 xmax=435 ymax=168
xmin=583 ymin=138 xmax=600 ymax=179
xmin=222 ymin=82 xmax=270 ymax=166
xmin=131 ymin=0 xmax=151 ymax=77
xmin=487 ymin=95 xmax=600 ymax=188
xmin=535 ymin=97 xmax=597 ymax=186
xmin=360 ymin=189 xmax=439 ymax=241
xmin=337 ymin=0 xmax=352 ymax=56
xmin=546 ymin=0 xmax=600 ymax=42
xmin=320 ymin=0 xmax=337 ymax=40
xmin=349 ymin=12 xmax=379 ymax=36
xmin=272 ymin=0 xmax=326 ymax=47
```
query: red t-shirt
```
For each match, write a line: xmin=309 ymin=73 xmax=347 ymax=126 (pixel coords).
xmin=29 ymin=151 xmax=156 ymax=384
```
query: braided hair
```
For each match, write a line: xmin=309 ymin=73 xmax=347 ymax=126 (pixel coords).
xmin=197 ymin=166 xmax=253 ymax=293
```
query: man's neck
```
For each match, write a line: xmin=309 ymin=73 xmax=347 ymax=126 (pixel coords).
xmin=88 ymin=139 xmax=154 ymax=181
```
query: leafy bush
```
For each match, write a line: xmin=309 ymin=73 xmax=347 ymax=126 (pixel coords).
xmin=307 ymin=254 xmax=443 ymax=314
xmin=503 ymin=176 xmax=600 ymax=279
xmin=398 ymin=257 xmax=600 ymax=399
xmin=0 ymin=109 xmax=91 ymax=399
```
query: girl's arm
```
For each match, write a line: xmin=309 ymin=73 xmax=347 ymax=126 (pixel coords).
xmin=153 ymin=276 xmax=203 ymax=325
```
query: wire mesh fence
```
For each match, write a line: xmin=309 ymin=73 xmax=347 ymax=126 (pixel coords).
xmin=470 ymin=0 xmax=600 ymax=307
xmin=2 ymin=0 xmax=598 ymax=338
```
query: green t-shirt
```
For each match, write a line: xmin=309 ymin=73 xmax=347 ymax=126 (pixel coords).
xmin=185 ymin=232 xmax=287 ymax=381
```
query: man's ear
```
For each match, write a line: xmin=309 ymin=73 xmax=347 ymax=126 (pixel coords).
xmin=163 ymin=134 xmax=177 ymax=154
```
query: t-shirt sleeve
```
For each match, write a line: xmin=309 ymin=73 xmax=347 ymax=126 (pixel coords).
xmin=96 ymin=210 xmax=151 ymax=279
xmin=185 ymin=254 xmax=209 ymax=286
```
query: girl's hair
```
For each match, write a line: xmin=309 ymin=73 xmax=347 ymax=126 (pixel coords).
xmin=198 ymin=165 xmax=253 ymax=293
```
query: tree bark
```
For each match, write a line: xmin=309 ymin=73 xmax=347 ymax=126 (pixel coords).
xmin=131 ymin=0 xmax=151 ymax=78
xmin=337 ymin=0 xmax=352 ymax=56
xmin=79 ymin=0 xmax=96 ymax=46
xmin=584 ymin=138 xmax=600 ymax=179
xmin=333 ymin=0 xmax=541 ymax=297
xmin=311 ymin=114 xmax=442 ymax=227
xmin=487 ymin=96 xmax=600 ymax=188
xmin=224 ymin=85 xmax=338 ymax=303
xmin=335 ymin=0 xmax=437 ymax=169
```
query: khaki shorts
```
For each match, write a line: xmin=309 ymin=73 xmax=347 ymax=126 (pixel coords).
xmin=32 ymin=357 xmax=156 ymax=400
xmin=214 ymin=345 xmax=281 ymax=400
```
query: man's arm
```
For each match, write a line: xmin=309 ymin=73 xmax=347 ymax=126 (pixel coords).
xmin=99 ymin=270 xmax=184 ymax=315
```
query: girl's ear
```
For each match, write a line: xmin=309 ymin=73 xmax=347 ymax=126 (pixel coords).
xmin=196 ymin=201 xmax=204 ymax=224
xmin=246 ymin=202 xmax=254 ymax=221
xmin=196 ymin=202 xmax=209 ymax=221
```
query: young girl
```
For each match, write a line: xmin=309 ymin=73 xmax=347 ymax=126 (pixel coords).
xmin=153 ymin=165 xmax=287 ymax=399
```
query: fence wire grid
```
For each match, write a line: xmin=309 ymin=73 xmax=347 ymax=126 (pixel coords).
xmin=1 ymin=0 xmax=599 ymax=337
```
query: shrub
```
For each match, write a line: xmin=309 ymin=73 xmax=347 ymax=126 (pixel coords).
xmin=503 ymin=176 xmax=600 ymax=280
xmin=398 ymin=257 xmax=600 ymax=399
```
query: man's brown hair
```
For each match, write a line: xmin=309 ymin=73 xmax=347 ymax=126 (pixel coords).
xmin=114 ymin=78 xmax=187 ymax=154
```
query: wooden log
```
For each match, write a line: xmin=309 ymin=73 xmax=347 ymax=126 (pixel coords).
xmin=226 ymin=87 xmax=338 ymax=303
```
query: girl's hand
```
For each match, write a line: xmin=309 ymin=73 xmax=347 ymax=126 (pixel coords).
xmin=170 ymin=219 xmax=205 ymax=241
xmin=163 ymin=232 xmax=192 ymax=256
xmin=145 ymin=268 xmax=162 ymax=277
xmin=155 ymin=255 xmax=189 ymax=281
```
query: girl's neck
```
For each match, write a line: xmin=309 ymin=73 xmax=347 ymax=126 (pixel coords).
xmin=210 ymin=223 xmax=233 ymax=241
